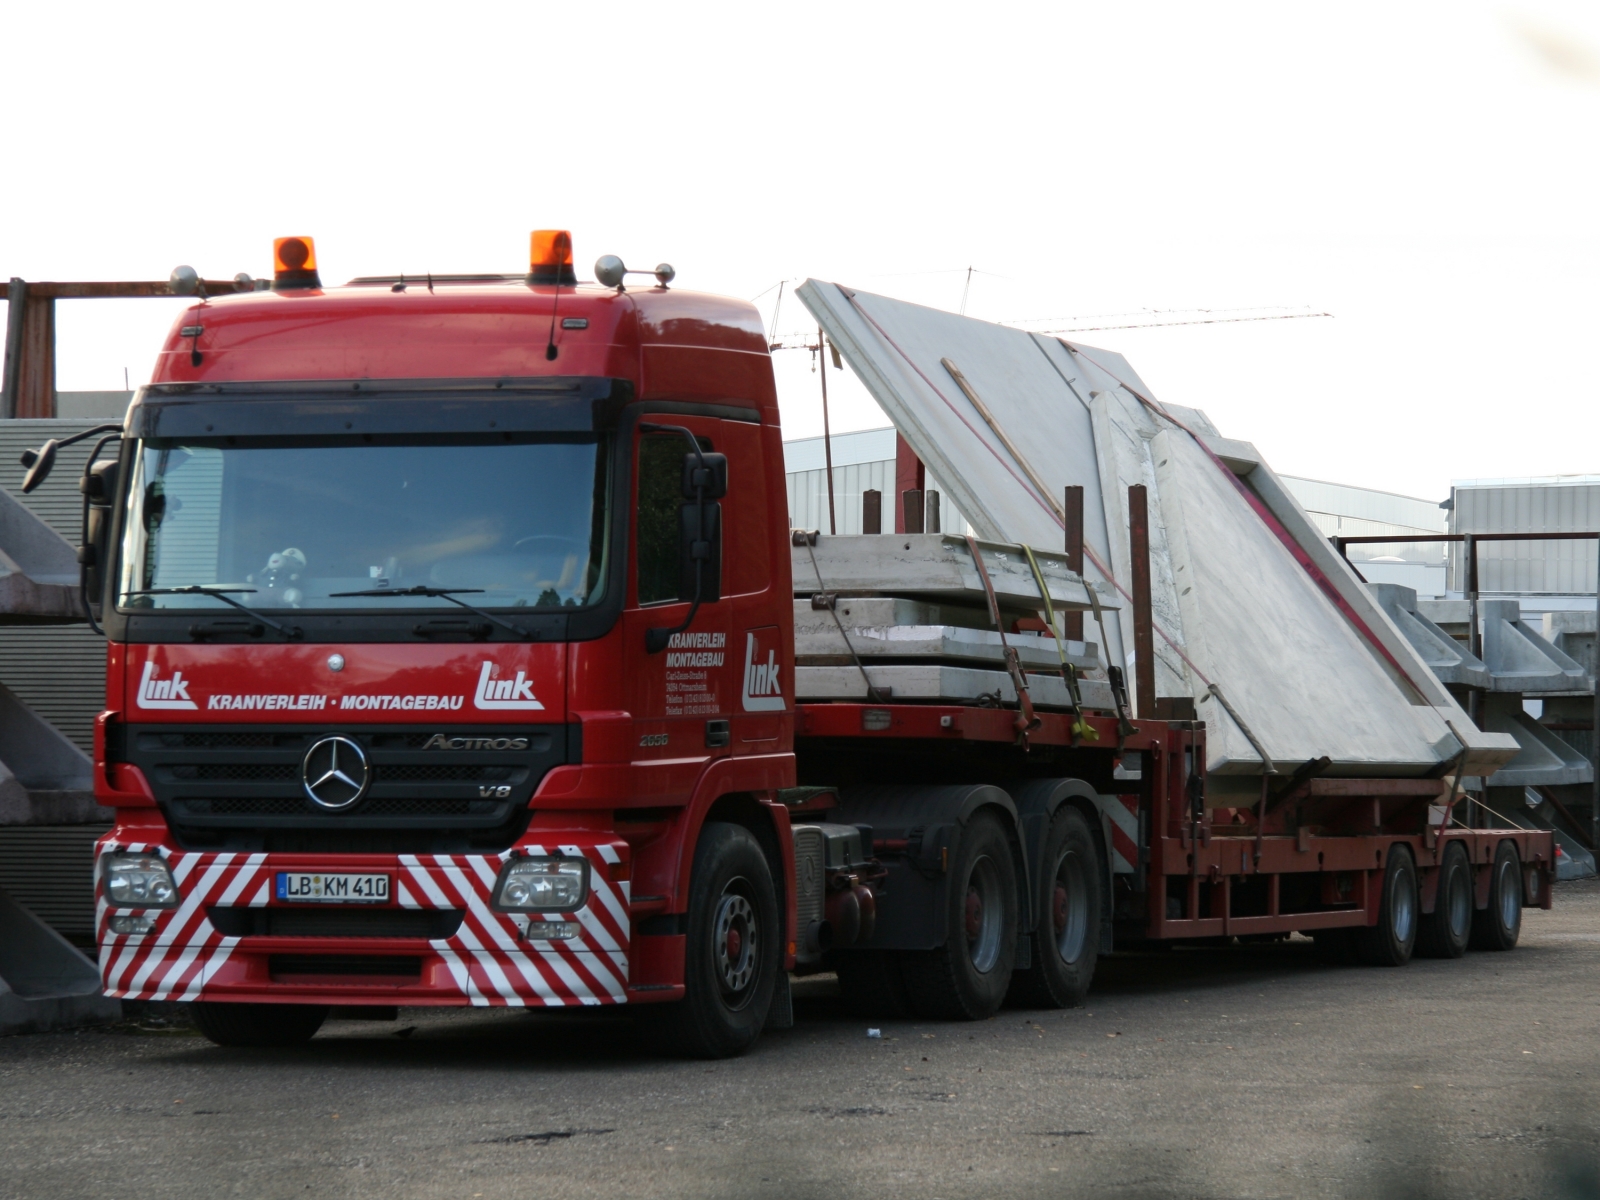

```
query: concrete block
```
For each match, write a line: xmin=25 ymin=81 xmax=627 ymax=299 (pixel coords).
xmin=0 ymin=885 xmax=119 ymax=1036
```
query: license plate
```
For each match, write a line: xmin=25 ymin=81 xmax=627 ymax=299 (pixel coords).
xmin=275 ymin=872 xmax=390 ymax=904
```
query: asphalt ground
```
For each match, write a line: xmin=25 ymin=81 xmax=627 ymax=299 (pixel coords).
xmin=4 ymin=883 xmax=1600 ymax=1200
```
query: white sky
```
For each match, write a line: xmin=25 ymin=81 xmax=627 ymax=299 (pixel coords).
xmin=5 ymin=1 xmax=1599 ymax=502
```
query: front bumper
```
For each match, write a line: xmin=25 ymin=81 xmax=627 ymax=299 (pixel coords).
xmin=95 ymin=837 xmax=631 ymax=1007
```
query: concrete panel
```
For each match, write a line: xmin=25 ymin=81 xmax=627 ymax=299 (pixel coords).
xmin=795 ymin=663 xmax=1115 ymax=710
xmin=798 ymin=281 xmax=1511 ymax=780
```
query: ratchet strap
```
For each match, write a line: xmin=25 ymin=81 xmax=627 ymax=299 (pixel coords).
xmin=1021 ymin=544 xmax=1095 ymax=743
xmin=965 ymin=535 xmax=1040 ymax=738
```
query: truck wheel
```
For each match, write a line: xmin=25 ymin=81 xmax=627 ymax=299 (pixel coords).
xmin=1007 ymin=806 xmax=1100 ymax=1009
xmin=1355 ymin=845 xmax=1418 ymax=967
xmin=835 ymin=951 xmax=911 ymax=1017
xmin=190 ymin=1002 xmax=327 ymax=1047
xmin=902 ymin=812 xmax=1018 ymax=1021
xmin=637 ymin=821 xmax=779 ymax=1059
xmin=1470 ymin=841 xmax=1522 ymax=952
xmin=1416 ymin=842 xmax=1472 ymax=959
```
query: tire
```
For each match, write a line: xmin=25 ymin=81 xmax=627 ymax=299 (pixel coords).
xmin=1470 ymin=840 xmax=1523 ymax=952
xmin=901 ymin=811 xmax=1019 ymax=1021
xmin=190 ymin=1002 xmax=327 ymax=1047
xmin=1007 ymin=806 xmax=1100 ymax=1009
xmin=834 ymin=951 xmax=911 ymax=1018
xmin=636 ymin=821 xmax=780 ymax=1058
xmin=1355 ymin=845 xmax=1419 ymax=967
xmin=1416 ymin=842 xmax=1472 ymax=959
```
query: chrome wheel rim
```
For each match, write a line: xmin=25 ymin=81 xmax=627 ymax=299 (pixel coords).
xmin=1052 ymin=847 xmax=1089 ymax=965
xmin=713 ymin=882 xmax=759 ymax=1005
xmin=964 ymin=855 xmax=1004 ymax=974
xmin=1447 ymin=866 xmax=1471 ymax=940
xmin=1499 ymin=860 xmax=1520 ymax=930
xmin=1391 ymin=869 xmax=1415 ymax=944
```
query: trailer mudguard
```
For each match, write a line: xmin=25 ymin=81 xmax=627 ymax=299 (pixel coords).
xmin=1008 ymin=778 xmax=1116 ymax=954
xmin=832 ymin=783 xmax=1021 ymax=952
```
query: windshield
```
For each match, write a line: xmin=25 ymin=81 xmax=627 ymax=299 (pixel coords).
xmin=118 ymin=436 xmax=610 ymax=611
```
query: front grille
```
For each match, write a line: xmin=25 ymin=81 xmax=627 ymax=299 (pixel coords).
xmin=140 ymin=731 xmax=299 ymax=750
xmin=373 ymin=764 xmax=513 ymax=783
xmin=171 ymin=763 xmax=298 ymax=782
xmin=126 ymin=722 xmax=575 ymax=854
xmin=269 ymin=954 xmax=422 ymax=980
xmin=176 ymin=796 xmax=499 ymax=818
xmin=209 ymin=907 xmax=463 ymax=939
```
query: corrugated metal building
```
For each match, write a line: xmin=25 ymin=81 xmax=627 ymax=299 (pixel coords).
xmin=1449 ymin=476 xmax=1600 ymax=596
xmin=784 ymin=427 xmax=970 ymax=535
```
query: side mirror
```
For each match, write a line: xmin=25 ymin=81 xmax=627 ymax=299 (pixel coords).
xmin=19 ymin=439 xmax=58 ymax=493
xmin=79 ymin=458 xmax=120 ymax=617
xmin=681 ymin=451 xmax=727 ymax=500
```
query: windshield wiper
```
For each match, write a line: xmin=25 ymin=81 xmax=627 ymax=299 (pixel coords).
xmin=329 ymin=585 xmax=532 ymax=639
xmin=123 ymin=586 xmax=303 ymax=640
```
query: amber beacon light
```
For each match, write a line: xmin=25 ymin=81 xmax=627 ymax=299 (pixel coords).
xmin=272 ymin=236 xmax=322 ymax=290
xmin=528 ymin=229 xmax=577 ymax=286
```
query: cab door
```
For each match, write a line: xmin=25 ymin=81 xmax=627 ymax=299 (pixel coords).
xmin=622 ymin=418 xmax=733 ymax=803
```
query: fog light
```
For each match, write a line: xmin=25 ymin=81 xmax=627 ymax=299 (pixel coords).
xmin=109 ymin=914 xmax=157 ymax=935
xmin=494 ymin=857 xmax=588 ymax=911
xmin=524 ymin=920 xmax=580 ymax=940
xmin=104 ymin=854 xmax=180 ymax=908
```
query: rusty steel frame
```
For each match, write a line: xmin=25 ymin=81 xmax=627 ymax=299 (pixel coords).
xmin=0 ymin=278 xmax=239 ymax=419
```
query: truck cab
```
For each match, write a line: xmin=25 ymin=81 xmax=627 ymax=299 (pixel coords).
xmin=76 ymin=234 xmax=800 ymax=1055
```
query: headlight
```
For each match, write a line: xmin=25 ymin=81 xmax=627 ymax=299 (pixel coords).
xmin=494 ymin=857 xmax=588 ymax=911
xmin=104 ymin=854 xmax=180 ymax=908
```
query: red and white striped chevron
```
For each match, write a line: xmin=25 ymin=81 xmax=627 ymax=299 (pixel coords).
xmin=95 ymin=838 xmax=630 ymax=1007
xmin=1093 ymin=794 xmax=1140 ymax=874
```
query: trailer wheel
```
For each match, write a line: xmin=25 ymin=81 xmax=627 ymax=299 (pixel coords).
xmin=637 ymin=821 xmax=779 ymax=1059
xmin=901 ymin=812 xmax=1018 ymax=1021
xmin=190 ymin=1002 xmax=327 ymax=1047
xmin=1416 ymin=842 xmax=1472 ymax=959
xmin=1007 ymin=806 xmax=1100 ymax=1009
xmin=835 ymin=951 xmax=911 ymax=1018
xmin=1469 ymin=841 xmax=1522 ymax=952
xmin=1355 ymin=845 xmax=1418 ymax=967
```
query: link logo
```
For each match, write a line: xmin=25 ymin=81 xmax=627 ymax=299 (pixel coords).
xmin=741 ymin=627 xmax=785 ymax=712
xmin=473 ymin=661 xmax=544 ymax=711
xmin=136 ymin=661 xmax=197 ymax=711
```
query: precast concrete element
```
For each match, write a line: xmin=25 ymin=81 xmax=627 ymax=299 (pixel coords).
xmin=0 ymin=486 xmax=82 ymax=622
xmin=0 ymin=679 xmax=96 ymax=826
xmin=1369 ymin=584 xmax=1491 ymax=689
xmin=1476 ymin=693 xmax=1594 ymax=788
xmin=1479 ymin=600 xmax=1589 ymax=694
xmin=0 ymin=885 xmax=119 ymax=1036
xmin=797 ymin=279 xmax=1516 ymax=781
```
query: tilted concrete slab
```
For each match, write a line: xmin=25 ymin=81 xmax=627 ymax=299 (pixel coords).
xmin=799 ymin=280 xmax=1516 ymax=780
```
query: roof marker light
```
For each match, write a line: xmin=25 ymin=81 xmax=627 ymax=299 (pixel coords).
xmin=273 ymin=236 xmax=322 ymax=290
xmin=528 ymin=230 xmax=577 ymax=286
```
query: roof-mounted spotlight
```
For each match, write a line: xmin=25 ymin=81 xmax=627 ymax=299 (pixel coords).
xmin=529 ymin=230 xmax=577 ymax=286
xmin=593 ymin=255 xmax=676 ymax=292
xmin=273 ymin=237 xmax=322 ymax=290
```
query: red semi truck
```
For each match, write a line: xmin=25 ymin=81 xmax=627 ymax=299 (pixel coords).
xmin=21 ymin=232 xmax=1553 ymax=1057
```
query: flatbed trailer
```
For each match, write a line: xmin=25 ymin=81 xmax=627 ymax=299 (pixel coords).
xmin=27 ymin=229 xmax=1550 ymax=1059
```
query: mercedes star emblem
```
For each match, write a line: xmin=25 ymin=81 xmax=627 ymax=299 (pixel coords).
xmin=301 ymin=735 xmax=370 ymax=810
